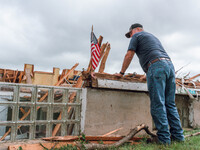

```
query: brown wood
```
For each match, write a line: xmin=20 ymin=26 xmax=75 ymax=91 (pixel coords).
xmin=85 ymin=136 xmax=143 ymax=142
xmin=98 ymin=43 xmax=108 ymax=72
xmin=43 ymin=135 xmax=142 ymax=142
xmin=13 ymin=70 xmax=18 ymax=83
xmin=184 ymin=131 xmax=200 ymax=138
xmin=189 ymin=74 xmax=200 ymax=80
xmin=102 ymin=127 xmax=123 ymax=137
xmin=8 ymin=139 xmax=140 ymax=150
xmin=97 ymin=35 xmax=103 ymax=47
xmin=82 ymin=71 xmax=146 ymax=87
xmin=6 ymin=74 xmax=11 ymax=82
xmin=76 ymin=124 xmax=155 ymax=150
xmin=0 ymin=63 xmax=79 ymax=141
xmin=4 ymin=77 xmax=15 ymax=80
xmin=52 ymin=76 xmax=83 ymax=136
xmin=18 ymin=71 xmax=23 ymax=83
xmin=56 ymin=63 xmax=79 ymax=86
xmin=20 ymin=107 xmax=26 ymax=114
xmin=2 ymin=69 xmax=6 ymax=82
xmin=98 ymin=43 xmax=111 ymax=73
xmin=8 ymin=142 xmax=75 ymax=150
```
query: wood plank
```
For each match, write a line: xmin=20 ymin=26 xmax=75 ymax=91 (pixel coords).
xmin=8 ymin=139 xmax=141 ymax=150
xmin=98 ymin=43 xmax=111 ymax=73
xmin=43 ymin=135 xmax=143 ymax=142
xmin=97 ymin=35 xmax=103 ymax=47
xmin=18 ymin=71 xmax=23 ymax=83
xmin=82 ymin=71 xmax=146 ymax=83
xmin=8 ymin=142 xmax=75 ymax=150
xmin=6 ymin=74 xmax=11 ymax=82
xmin=99 ymin=43 xmax=108 ymax=59
xmin=102 ymin=127 xmax=123 ymax=137
xmin=189 ymin=74 xmax=200 ymax=80
xmin=13 ymin=70 xmax=18 ymax=83
xmin=52 ymin=76 xmax=83 ymax=136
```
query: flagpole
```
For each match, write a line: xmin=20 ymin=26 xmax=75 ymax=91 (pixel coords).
xmin=90 ymin=25 xmax=93 ymax=70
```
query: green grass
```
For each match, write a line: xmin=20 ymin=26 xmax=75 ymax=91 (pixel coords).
xmin=41 ymin=129 xmax=200 ymax=150
xmin=118 ymin=129 xmax=200 ymax=150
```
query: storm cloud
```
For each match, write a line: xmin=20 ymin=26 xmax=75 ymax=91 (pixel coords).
xmin=0 ymin=0 xmax=200 ymax=77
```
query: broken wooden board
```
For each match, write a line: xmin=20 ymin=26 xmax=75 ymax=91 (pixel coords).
xmin=43 ymin=135 xmax=143 ymax=142
xmin=98 ymin=43 xmax=111 ymax=73
xmin=8 ymin=142 xmax=75 ymax=150
xmin=82 ymin=71 xmax=147 ymax=89
xmin=82 ymin=71 xmax=146 ymax=83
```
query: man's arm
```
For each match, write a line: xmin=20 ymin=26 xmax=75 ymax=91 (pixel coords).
xmin=121 ymin=50 xmax=135 ymax=73
xmin=114 ymin=50 xmax=135 ymax=77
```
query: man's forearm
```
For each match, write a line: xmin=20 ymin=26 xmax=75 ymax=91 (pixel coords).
xmin=120 ymin=51 xmax=135 ymax=73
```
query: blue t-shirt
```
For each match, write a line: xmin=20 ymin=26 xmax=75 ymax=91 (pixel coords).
xmin=128 ymin=31 xmax=170 ymax=72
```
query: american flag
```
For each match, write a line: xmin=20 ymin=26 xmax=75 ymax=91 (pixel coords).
xmin=91 ymin=31 xmax=101 ymax=70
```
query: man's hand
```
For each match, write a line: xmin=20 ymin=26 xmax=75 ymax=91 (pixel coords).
xmin=114 ymin=73 xmax=123 ymax=77
xmin=91 ymin=72 xmax=97 ymax=79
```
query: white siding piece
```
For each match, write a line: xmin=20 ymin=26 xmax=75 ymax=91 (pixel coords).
xmin=97 ymin=79 xmax=148 ymax=92
xmin=97 ymin=79 xmax=199 ymax=97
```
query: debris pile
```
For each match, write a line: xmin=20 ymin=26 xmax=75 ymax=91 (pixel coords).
xmin=0 ymin=64 xmax=81 ymax=86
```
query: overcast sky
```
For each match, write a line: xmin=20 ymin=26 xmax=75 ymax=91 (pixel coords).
xmin=0 ymin=0 xmax=200 ymax=78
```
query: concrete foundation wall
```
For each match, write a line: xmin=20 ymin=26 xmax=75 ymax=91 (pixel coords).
xmin=83 ymin=88 xmax=196 ymax=136
xmin=84 ymin=88 xmax=152 ymax=136
xmin=193 ymin=100 xmax=200 ymax=128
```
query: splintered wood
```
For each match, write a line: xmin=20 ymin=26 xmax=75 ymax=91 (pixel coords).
xmin=0 ymin=69 xmax=23 ymax=83
xmin=8 ymin=128 xmax=144 ymax=150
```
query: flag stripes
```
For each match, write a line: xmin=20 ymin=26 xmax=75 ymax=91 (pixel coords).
xmin=91 ymin=32 xmax=101 ymax=70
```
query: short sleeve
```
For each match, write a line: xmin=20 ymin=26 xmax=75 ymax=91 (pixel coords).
xmin=127 ymin=35 xmax=137 ymax=52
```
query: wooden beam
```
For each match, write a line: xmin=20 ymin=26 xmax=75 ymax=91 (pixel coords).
xmin=189 ymin=74 xmax=200 ymax=80
xmin=18 ymin=71 xmax=23 ymax=83
xmin=52 ymin=76 xmax=83 ymax=136
xmin=97 ymin=35 xmax=103 ymax=47
xmin=8 ymin=142 xmax=75 ymax=150
xmin=82 ymin=71 xmax=145 ymax=83
xmin=43 ymin=135 xmax=142 ymax=142
xmin=102 ymin=127 xmax=123 ymax=137
xmin=99 ymin=43 xmax=108 ymax=61
xmin=13 ymin=70 xmax=18 ymax=83
xmin=98 ymin=43 xmax=111 ymax=73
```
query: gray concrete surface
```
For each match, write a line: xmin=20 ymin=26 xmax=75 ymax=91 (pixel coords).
xmin=84 ymin=88 xmax=152 ymax=136
xmin=83 ymin=88 xmax=195 ymax=136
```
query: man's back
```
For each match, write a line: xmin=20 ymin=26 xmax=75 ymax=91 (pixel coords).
xmin=128 ymin=31 xmax=170 ymax=72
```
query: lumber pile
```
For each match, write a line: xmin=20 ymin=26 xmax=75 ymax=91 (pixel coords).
xmin=0 ymin=64 xmax=81 ymax=87
xmin=7 ymin=123 xmax=162 ymax=150
xmin=176 ymin=75 xmax=200 ymax=89
xmin=8 ymin=124 xmax=153 ymax=150
xmin=0 ymin=69 xmax=23 ymax=83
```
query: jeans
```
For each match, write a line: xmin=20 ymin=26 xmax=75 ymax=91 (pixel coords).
xmin=146 ymin=59 xmax=184 ymax=144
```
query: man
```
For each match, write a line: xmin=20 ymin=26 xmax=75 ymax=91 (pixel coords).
xmin=115 ymin=23 xmax=184 ymax=144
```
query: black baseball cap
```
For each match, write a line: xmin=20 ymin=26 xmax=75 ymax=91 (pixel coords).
xmin=125 ymin=23 xmax=143 ymax=38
